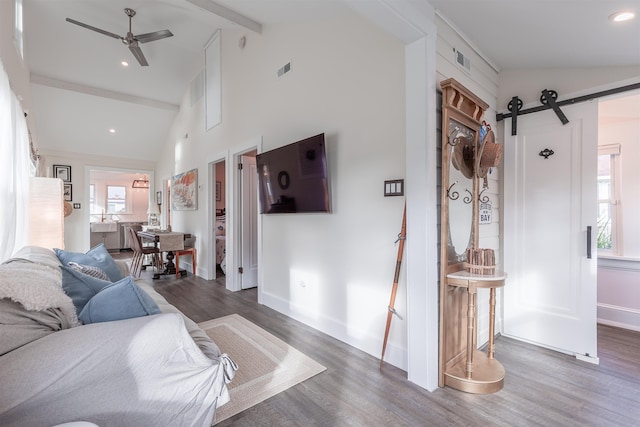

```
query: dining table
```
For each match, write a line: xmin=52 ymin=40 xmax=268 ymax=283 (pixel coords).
xmin=137 ymin=230 xmax=191 ymax=279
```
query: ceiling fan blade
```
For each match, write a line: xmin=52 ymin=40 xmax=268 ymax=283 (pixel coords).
xmin=129 ymin=44 xmax=149 ymax=66
xmin=135 ymin=30 xmax=174 ymax=44
xmin=66 ymin=18 xmax=122 ymax=40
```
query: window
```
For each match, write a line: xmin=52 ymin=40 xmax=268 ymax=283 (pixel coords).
xmin=107 ymin=185 xmax=127 ymax=213
xmin=0 ymin=48 xmax=30 ymax=260
xmin=597 ymin=144 xmax=621 ymax=254
xmin=89 ymin=184 xmax=98 ymax=214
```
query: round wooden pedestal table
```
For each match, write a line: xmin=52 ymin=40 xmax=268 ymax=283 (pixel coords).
xmin=444 ymin=270 xmax=507 ymax=394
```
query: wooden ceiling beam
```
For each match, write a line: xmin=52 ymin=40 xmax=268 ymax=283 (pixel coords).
xmin=186 ymin=0 xmax=262 ymax=34
xmin=30 ymin=74 xmax=180 ymax=112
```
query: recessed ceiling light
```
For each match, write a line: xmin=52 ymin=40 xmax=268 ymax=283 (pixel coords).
xmin=609 ymin=11 xmax=636 ymax=22
xmin=109 ymin=129 xmax=116 ymax=133
xmin=121 ymin=61 xmax=129 ymax=67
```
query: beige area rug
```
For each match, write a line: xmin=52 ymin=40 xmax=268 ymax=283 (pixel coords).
xmin=199 ymin=314 xmax=326 ymax=424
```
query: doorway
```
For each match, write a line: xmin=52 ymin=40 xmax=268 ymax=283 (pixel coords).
xmin=596 ymin=90 xmax=640 ymax=332
xmin=212 ymin=159 xmax=227 ymax=279
xmin=218 ymin=139 xmax=261 ymax=294
xmin=206 ymin=141 xmax=261 ymax=293
xmin=87 ymin=167 xmax=154 ymax=252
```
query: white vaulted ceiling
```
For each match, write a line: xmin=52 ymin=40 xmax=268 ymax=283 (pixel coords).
xmin=24 ymin=0 xmax=350 ymax=161
xmin=23 ymin=0 xmax=639 ymax=161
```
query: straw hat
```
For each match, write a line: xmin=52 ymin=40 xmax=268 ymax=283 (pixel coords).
xmin=64 ymin=202 xmax=73 ymax=217
xmin=476 ymin=130 xmax=503 ymax=178
xmin=451 ymin=135 xmax=475 ymax=179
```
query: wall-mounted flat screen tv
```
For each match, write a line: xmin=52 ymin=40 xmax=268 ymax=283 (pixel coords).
xmin=256 ymin=133 xmax=331 ymax=214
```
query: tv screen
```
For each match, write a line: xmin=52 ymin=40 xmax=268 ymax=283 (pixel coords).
xmin=256 ymin=133 xmax=331 ymax=214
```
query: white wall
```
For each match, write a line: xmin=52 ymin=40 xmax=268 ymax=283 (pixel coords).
xmin=436 ymin=17 xmax=498 ymax=112
xmin=157 ymin=12 xmax=409 ymax=366
xmin=598 ymin=258 xmax=640 ymax=332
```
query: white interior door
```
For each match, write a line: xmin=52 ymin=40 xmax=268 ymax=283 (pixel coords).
xmin=240 ymin=155 xmax=258 ymax=289
xmin=503 ymin=101 xmax=598 ymax=362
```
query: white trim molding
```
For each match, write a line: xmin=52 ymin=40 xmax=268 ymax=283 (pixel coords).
xmin=598 ymin=303 xmax=640 ymax=332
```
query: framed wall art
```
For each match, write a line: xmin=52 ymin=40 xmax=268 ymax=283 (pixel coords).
xmin=171 ymin=168 xmax=198 ymax=211
xmin=63 ymin=184 xmax=72 ymax=201
xmin=53 ymin=165 xmax=71 ymax=182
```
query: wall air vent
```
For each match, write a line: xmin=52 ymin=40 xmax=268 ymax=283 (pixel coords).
xmin=277 ymin=61 xmax=292 ymax=79
xmin=454 ymin=48 xmax=471 ymax=73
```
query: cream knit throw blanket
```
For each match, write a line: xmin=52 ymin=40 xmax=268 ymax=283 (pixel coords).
xmin=0 ymin=260 xmax=79 ymax=327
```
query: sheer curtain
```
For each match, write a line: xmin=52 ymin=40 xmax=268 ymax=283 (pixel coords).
xmin=0 ymin=60 xmax=33 ymax=261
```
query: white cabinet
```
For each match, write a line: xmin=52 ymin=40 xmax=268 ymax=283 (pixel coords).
xmin=90 ymin=231 xmax=119 ymax=251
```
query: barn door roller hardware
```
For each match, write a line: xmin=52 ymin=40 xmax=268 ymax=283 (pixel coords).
xmin=540 ymin=89 xmax=569 ymax=126
xmin=496 ymin=82 xmax=640 ymax=135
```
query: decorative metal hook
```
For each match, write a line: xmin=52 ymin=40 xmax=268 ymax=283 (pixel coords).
xmin=447 ymin=182 xmax=460 ymax=201
xmin=463 ymin=189 xmax=473 ymax=204
xmin=478 ymin=188 xmax=490 ymax=203
xmin=447 ymin=182 xmax=473 ymax=204
xmin=447 ymin=126 xmax=460 ymax=146
xmin=539 ymin=148 xmax=554 ymax=159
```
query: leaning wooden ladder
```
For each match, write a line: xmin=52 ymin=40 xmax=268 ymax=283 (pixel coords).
xmin=380 ymin=202 xmax=407 ymax=368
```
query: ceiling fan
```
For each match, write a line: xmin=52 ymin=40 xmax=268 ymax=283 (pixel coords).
xmin=66 ymin=8 xmax=173 ymax=66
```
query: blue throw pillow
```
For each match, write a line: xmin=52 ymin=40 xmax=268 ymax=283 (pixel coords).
xmin=78 ymin=277 xmax=161 ymax=324
xmin=60 ymin=266 xmax=112 ymax=314
xmin=55 ymin=244 xmax=124 ymax=282
xmin=67 ymin=261 xmax=111 ymax=281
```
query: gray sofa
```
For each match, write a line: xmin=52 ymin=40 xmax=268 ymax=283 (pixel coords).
xmin=0 ymin=246 xmax=236 ymax=427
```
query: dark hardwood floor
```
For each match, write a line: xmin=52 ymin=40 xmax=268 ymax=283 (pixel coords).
xmin=128 ymin=258 xmax=640 ymax=426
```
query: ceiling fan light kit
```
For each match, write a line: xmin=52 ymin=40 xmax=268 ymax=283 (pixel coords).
xmin=65 ymin=7 xmax=173 ymax=66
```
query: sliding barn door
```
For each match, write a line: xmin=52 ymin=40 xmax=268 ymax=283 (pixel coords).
xmin=503 ymin=101 xmax=598 ymax=362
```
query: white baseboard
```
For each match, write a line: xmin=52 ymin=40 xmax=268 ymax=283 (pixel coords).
xmin=177 ymin=260 xmax=207 ymax=279
xmin=597 ymin=303 xmax=640 ymax=332
xmin=260 ymin=290 xmax=408 ymax=371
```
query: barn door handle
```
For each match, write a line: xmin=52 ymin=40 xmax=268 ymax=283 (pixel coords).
xmin=586 ymin=226 xmax=592 ymax=259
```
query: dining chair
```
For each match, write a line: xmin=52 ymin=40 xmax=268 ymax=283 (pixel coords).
xmin=127 ymin=227 xmax=162 ymax=278
xmin=175 ymin=236 xmax=196 ymax=278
